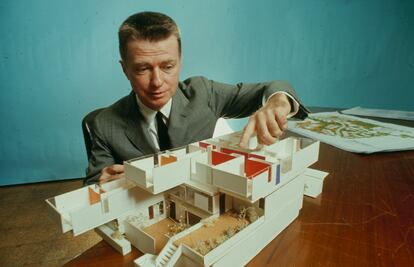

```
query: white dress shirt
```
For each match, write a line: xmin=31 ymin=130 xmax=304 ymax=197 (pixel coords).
xmin=135 ymin=95 xmax=172 ymax=150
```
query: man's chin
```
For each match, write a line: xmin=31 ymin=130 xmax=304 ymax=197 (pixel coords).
xmin=147 ymin=99 xmax=168 ymax=111
xmin=138 ymin=92 xmax=173 ymax=110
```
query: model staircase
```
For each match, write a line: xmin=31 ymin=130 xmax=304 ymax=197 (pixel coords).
xmin=156 ymin=243 xmax=179 ymax=267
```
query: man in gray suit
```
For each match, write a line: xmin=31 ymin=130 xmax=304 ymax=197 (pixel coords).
xmin=85 ymin=11 xmax=308 ymax=185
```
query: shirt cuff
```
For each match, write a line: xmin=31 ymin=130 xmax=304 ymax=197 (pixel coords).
xmin=262 ymin=92 xmax=299 ymax=119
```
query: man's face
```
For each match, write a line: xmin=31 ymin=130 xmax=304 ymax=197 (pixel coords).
xmin=121 ymin=35 xmax=181 ymax=111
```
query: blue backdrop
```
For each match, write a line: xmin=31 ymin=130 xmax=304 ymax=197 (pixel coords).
xmin=1 ymin=0 xmax=413 ymax=185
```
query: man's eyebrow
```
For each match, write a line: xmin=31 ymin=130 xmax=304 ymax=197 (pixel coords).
xmin=133 ymin=62 xmax=151 ymax=67
xmin=162 ymin=59 xmax=177 ymax=64
xmin=131 ymin=63 xmax=152 ymax=71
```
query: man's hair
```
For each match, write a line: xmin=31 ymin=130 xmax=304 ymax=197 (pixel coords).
xmin=118 ymin=11 xmax=181 ymax=61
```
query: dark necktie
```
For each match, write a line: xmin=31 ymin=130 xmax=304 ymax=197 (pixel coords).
xmin=156 ymin=112 xmax=171 ymax=151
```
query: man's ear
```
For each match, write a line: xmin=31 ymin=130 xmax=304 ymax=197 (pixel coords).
xmin=119 ymin=60 xmax=130 ymax=81
xmin=178 ymin=54 xmax=183 ymax=69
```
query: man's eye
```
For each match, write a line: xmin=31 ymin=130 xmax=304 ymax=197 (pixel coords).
xmin=163 ymin=65 xmax=174 ymax=71
xmin=135 ymin=67 xmax=148 ymax=73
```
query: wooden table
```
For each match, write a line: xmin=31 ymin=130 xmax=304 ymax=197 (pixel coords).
xmin=66 ymin=115 xmax=414 ymax=266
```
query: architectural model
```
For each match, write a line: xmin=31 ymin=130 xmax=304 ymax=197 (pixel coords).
xmin=46 ymin=131 xmax=328 ymax=266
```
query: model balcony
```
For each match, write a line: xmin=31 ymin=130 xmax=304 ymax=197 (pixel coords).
xmin=210 ymin=137 xmax=320 ymax=202
xmin=45 ymin=178 xmax=143 ymax=235
xmin=124 ymin=146 xmax=203 ymax=194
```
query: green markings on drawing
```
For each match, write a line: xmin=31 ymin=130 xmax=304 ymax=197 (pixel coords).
xmin=296 ymin=115 xmax=414 ymax=140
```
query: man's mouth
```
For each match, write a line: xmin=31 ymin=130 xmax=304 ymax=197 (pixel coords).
xmin=150 ymin=91 xmax=166 ymax=98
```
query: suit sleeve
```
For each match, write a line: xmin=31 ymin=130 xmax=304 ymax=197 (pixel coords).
xmin=84 ymin=117 xmax=116 ymax=185
xmin=201 ymin=78 xmax=309 ymax=119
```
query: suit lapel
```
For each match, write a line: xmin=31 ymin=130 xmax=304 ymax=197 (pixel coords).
xmin=124 ymin=92 xmax=157 ymax=154
xmin=168 ymin=89 xmax=191 ymax=147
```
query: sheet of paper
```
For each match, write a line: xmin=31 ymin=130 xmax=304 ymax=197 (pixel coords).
xmin=288 ymin=112 xmax=414 ymax=153
xmin=341 ymin=106 xmax=414 ymax=121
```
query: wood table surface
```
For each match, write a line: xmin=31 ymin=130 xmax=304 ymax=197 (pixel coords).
xmin=65 ymin=114 xmax=414 ymax=267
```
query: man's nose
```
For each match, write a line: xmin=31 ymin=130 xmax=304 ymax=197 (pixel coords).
xmin=150 ymin=68 xmax=163 ymax=88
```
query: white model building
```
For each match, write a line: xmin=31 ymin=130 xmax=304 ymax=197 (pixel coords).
xmin=46 ymin=131 xmax=328 ymax=266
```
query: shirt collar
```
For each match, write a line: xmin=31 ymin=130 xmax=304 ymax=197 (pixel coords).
xmin=135 ymin=94 xmax=172 ymax=123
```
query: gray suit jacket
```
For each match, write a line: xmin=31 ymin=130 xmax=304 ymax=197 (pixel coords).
xmin=85 ymin=76 xmax=308 ymax=184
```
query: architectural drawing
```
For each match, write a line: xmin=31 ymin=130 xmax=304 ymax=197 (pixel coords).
xmin=294 ymin=113 xmax=414 ymax=139
xmin=46 ymin=131 xmax=327 ymax=266
xmin=288 ymin=112 xmax=414 ymax=153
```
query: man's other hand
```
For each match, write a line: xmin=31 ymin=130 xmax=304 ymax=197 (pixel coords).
xmin=99 ymin=164 xmax=125 ymax=184
xmin=239 ymin=93 xmax=291 ymax=148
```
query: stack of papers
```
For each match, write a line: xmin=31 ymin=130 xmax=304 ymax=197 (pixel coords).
xmin=288 ymin=112 xmax=414 ymax=153
xmin=341 ymin=106 xmax=414 ymax=121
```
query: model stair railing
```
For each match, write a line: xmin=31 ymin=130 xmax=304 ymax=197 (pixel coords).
xmin=155 ymin=218 xmax=215 ymax=267
xmin=156 ymin=243 xmax=179 ymax=267
xmin=156 ymin=234 xmax=176 ymax=266
xmin=167 ymin=245 xmax=183 ymax=267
